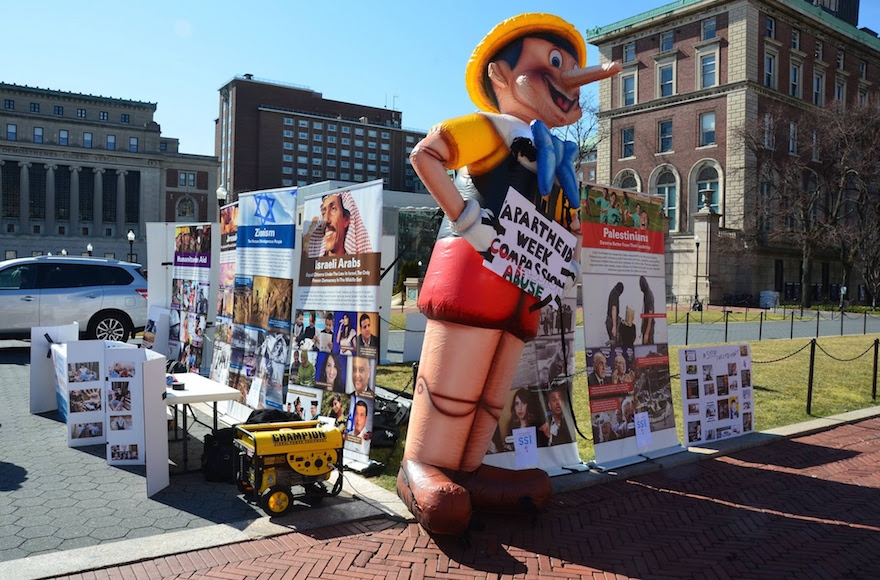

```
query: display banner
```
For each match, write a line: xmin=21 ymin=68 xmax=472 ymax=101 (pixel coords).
xmin=295 ymin=180 xmax=383 ymax=467
xmin=233 ymin=188 xmax=297 ymax=411
xmin=482 ymin=293 xmax=581 ymax=474
xmin=168 ymin=223 xmax=212 ymax=373
xmin=678 ymin=344 xmax=755 ymax=445
xmin=580 ymin=183 xmax=680 ymax=469
xmin=210 ymin=202 xmax=239 ymax=397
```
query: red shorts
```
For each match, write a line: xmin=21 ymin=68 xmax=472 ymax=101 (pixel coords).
xmin=418 ymin=237 xmax=540 ymax=342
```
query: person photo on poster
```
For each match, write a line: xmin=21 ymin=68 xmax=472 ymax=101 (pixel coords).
xmin=541 ymin=382 xmax=573 ymax=446
xmin=306 ymin=191 xmax=373 ymax=258
xmin=335 ymin=312 xmax=357 ymax=354
xmin=316 ymin=352 xmax=345 ymax=392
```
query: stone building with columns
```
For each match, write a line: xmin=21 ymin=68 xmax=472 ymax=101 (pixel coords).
xmin=587 ymin=0 xmax=877 ymax=306
xmin=0 ymin=82 xmax=218 ymax=261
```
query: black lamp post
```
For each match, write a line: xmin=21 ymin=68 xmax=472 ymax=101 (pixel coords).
xmin=127 ymin=230 xmax=135 ymax=262
xmin=693 ymin=235 xmax=701 ymax=311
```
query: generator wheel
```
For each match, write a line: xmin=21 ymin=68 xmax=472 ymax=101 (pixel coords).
xmin=260 ymin=486 xmax=293 ymax=516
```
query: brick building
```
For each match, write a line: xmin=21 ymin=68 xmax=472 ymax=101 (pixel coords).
xmin=587 ymin=0 xmax=877 ymax=305
xmin=215 ymin=75 xmax=427 ymax=202
xmin=0 ymin=82 xmax=218 ymax=260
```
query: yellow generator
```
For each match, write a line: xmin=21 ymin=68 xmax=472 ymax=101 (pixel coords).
xmin=234 ymin=421 xmax=344 ymax=515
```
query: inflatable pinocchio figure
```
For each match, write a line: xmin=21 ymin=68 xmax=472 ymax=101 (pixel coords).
xmin=399 ymin=13 xmax=620 ymax=535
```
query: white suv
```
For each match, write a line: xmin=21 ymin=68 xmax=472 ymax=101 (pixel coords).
xmin=0 ymin=256 xmax=148 ymax=341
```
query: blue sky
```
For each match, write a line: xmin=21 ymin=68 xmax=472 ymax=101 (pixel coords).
xmin=5 ymin=1 xmax=880 ymax=156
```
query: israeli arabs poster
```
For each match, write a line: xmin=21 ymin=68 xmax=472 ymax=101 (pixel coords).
xmin=234 ymin=188 xmax=297 ymax=411
xmin=296 ymin=180 xmax=382 ymax=468
xmin=580 ymin=183 xmax=680 ymax=469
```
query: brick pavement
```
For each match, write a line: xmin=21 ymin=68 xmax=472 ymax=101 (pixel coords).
xmin=46 ymin=416 xmax=880 ymax=580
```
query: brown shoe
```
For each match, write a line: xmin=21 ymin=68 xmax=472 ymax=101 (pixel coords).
xmin=397 ymin=459 xmax=472 ymax=535
xmin=452 ymin=464 xmax=552 ymax=514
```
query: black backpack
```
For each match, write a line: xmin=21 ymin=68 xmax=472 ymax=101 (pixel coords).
xmin=201 ymin=427 xmax=237 ymax=483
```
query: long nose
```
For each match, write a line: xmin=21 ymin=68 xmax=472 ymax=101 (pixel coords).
xmin=561 ymin=62 xmax=622 ymax=90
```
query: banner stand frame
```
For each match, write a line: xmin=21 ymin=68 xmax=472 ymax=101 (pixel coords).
xmin=588 ymin=455 xmax=648 ymax=473
xmin=640 ymin=444 xmax=687 ymax=460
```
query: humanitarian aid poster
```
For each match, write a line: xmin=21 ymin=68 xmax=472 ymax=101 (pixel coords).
xmin=235 ymin=188 xmax=297 ymax=411
xmin=678 ymin=344 xmax=754 ymax=445
xmin=296 ymin=180 xmax=382 ymax=466
xmin=168 ymin=223 xmax=212 ymax=373
xmin=580 ymin=183 xmax=679 ymax=467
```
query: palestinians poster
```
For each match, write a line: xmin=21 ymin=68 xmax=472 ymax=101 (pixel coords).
xmin=296 ymin=180 xmax=382 ymax=467
xmin=168 ymin=223 xmax=212 ymax=373
xmin=678 ymin=344 xmax=754 ymax=445
xmin=234 ymin=188 xmax=297 ymax=411
xmin=580 ymin=183 xmax=679 ymax=468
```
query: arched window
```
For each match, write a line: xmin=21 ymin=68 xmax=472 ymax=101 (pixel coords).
xmin=614 ymin=169 xmax=640 ymax=191
xmin=696 ymin=166 xmax=719 ymax=213
xmin=657 ymin=170 xmax=677 ymax=231
xmin=176 ymin=197 xmax=195 ymax=222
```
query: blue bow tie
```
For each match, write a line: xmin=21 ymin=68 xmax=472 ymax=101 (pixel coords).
xmin=530 ymin=120 xmax=580 ymax=207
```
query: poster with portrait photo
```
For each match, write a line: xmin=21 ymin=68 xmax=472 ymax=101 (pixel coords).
xmin=109 ymin=414 xmax=133 ymax=431
xmin=69 ymin=387 xmax=103 ymax=413
xmin=678 ymin=344 xmax=753 ymax=445
xmin=68 ymin=361 xmax=100 ymax=383
xmin=315 ymin=351 xmax=346 ymax=393
xmin=71 ymin=421 xmax=104 ymax=440
xmin=346 ymin=354 xmax=375 ymax=399
xmin=285 ymin=386 xmax=323 ymax=420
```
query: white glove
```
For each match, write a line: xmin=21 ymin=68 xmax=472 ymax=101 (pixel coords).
xmin=562 ymin=258 xmax=581 ymax=295
xmin=452 ymin=198 xmax=500 ymax=253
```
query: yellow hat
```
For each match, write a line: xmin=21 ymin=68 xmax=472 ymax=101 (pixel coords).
xmin=466 ymin=13 xmax=587 ymax=113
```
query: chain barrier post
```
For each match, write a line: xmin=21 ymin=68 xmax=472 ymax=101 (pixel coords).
xmin=840 ymin=309 xmax=844 ymax=336
xmin=790 ymin=312 xmax=795 ymax=339
xmin=864 ymin=311 xmax=868 ymax=335
xmin=873 ymin=338 xmax=878 ymax=401
xmin=724 ymin=310 xmax=730 ymax=343
xmin=759 ymin=311 xmax=763 ymax=341
xmin=685 ymin=311 xmax=690 ymax=346
xmin=816 ymin=312 xmax=820 ymax=338
xmin=807 ymin=338 xmax=816 ymax=415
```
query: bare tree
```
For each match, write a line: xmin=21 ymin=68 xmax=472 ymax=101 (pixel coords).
xmin=555 ymin=98 xmax=603 ymax=168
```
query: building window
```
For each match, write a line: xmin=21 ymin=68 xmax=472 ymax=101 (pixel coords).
xmin=283 ymin=130 xmax=293 ymax=137
xmin=284 ymin=118 xmax=293 ymax=125
xmin=860 ymin=60 xmax=867 ymax=79
xmin=99 ymin=111 xmax=108 ymax=121
xmin=282 ymin=178 xmax=293 ymax=186
xmin=298 ymin=131 xmax=308 ymax=139
xmin=327 ymin=159 xmax=336 ymax=167
xmin=312 ymin=145 xmax=322 ymax=154
xmin=314 ymin=134 xmax=323 ymax=142
xmin=342 ymin=126 xmax=350 ymax=134
xmin=33 ymin=127 xmax=43 ymax=143
xmin=789 ymin=122 xmax=798 ymax=154
xmin=621 ymin=127 xmax=635 ymax=158
xmin=381 ymin=131 xmax=390 ymax=139
xmin=54 ymin=105 xmax=63 ymax=115
xmin=328 ymin=124 xmax=336 ymax=131
xmin=355 ymin=139 xmax=364 ymax=147
xmin=313 ymin=121 xmax=323 ymax=130
xmin=765 ymin=17 xmax=775 ymax=39
xmin=660 ymin=31 xmax=674 ymax=52
xmin=6 ymin=124 xmax=16 ymax=141
xmin=297 ymin=168 xmax=308 ymax=176
xmin=835 ymin=80 xmax=846 ymax=103
xmin=106 ymin=135 xmax=116 ymax=150
xmin=354 ymin=162 xmax=364 ymax=170
xmin=282 ymin=167 xmax=293 ymax=174
xmin=3 ymin=99 xmax=13 ymax=109
xmin=341 ymin=161 xmax=350 ymax=169
xmin=355 ymin=127 xmax=364 ymax=136
xmin=312 ymin=157 xmax=322 ymax=165
xmin=697 ymin=166 xmax=720 ymax=213
xmin=297 ymin=156 xmax=308 ymax=164
xmin=368 ymin=129 xmax=377 ymax=138
xmin=341 ymin=137 xmax=350 ymax=145
xmin=283 ymin=142 xmax=294 ymax=150
xmin=700 ymin=53 xmax=716 ymax=89
xmin=59 ymin=129 xmax=69 ymax=145
xmin=837 ymin=50 xmax=845 ymax=70
xmin=121 ymin=114 xmax=130 ymax=123
xmin=160 ymin=142 xmax=167 ymax=151
xmin=813 ymin=73 xmax=824 ymax=106
xmin=657 ymin=170 xmax=677 ymax=231
xmin=312 ymin=170 xmax=322 ymax=177
xmin=327 ymin=135 xmax=336 ymax=144
xmin=700 ymin=112 xmax=715 ymax=146
xmin=659 ymin=64 xmax=674 ymax=97
xmin=658 ymin=120 xmax=673 ymax=152
xmin=298 ymin=120 xmax=308 ymax=127
xmin=129 ymin=137 xmax=138 ymax=152
xmin=368 ymin=153 xmax=377 ymax=161
xmin=623 ymin=42 xmax=635 ymax=62
xmin=815 ymin=41 xmax=823 ymax=61
xmin=283 ymin=154 xmax=293 ymax=162
xmin=368 ymin=141 xmax=377 ymax=149
xmin=30 ymin=102 xmax=40 ymax=113
xmin=812 ymin=130 xmax=820 ymax=161
xmin=83 ymin=132 xmax=93 ymax=148
xmin=298 ymin=143 xmax=308 ymax=152
xmin=77 ymin=108 xmax=86 ymax=118
xmin=327 ymin=147 xmax=336 ymax=155
xmin=622 ymin=74 xmax=635 ymax=106
xmin=790 ymin=63 xmax=801 ymax=98
xmin=765 ymin=52 xmax=777 ymax=89
xmin=187 ymin=172 xmax=195 ymax=187
xmin=859 ymin=88 xmax=869 ymax=105
xmin=791 ymin=29 xmax=800 ymax=50
xmin=701 ymin=17 xmax=716 ymax=41
xmin=759 ymin=182 xmax=773 ymax=231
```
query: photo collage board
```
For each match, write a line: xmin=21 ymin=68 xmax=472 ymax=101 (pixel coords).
xmin=678 ymin=344 xmax=755 ymax=445
xmin=168 ymin=223 xmax=213 ymax=374
xmin=580 ymin=183 xmax=679 ymax=466
xmin=296 ymin=181 xmax=383 ymax=466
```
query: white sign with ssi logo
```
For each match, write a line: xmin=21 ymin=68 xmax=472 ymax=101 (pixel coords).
xmin=512 ymin=426 xmax=539 ymax=469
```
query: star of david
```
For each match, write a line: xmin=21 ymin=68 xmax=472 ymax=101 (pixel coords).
xmin=253 ymin=194 xmax=277 ymax=226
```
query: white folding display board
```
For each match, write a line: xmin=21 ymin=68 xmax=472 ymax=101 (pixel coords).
xmin=30 ymin=323 xmax=80 ymax=414
xmin=143 ymin=350 xmax=170 ymax=496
